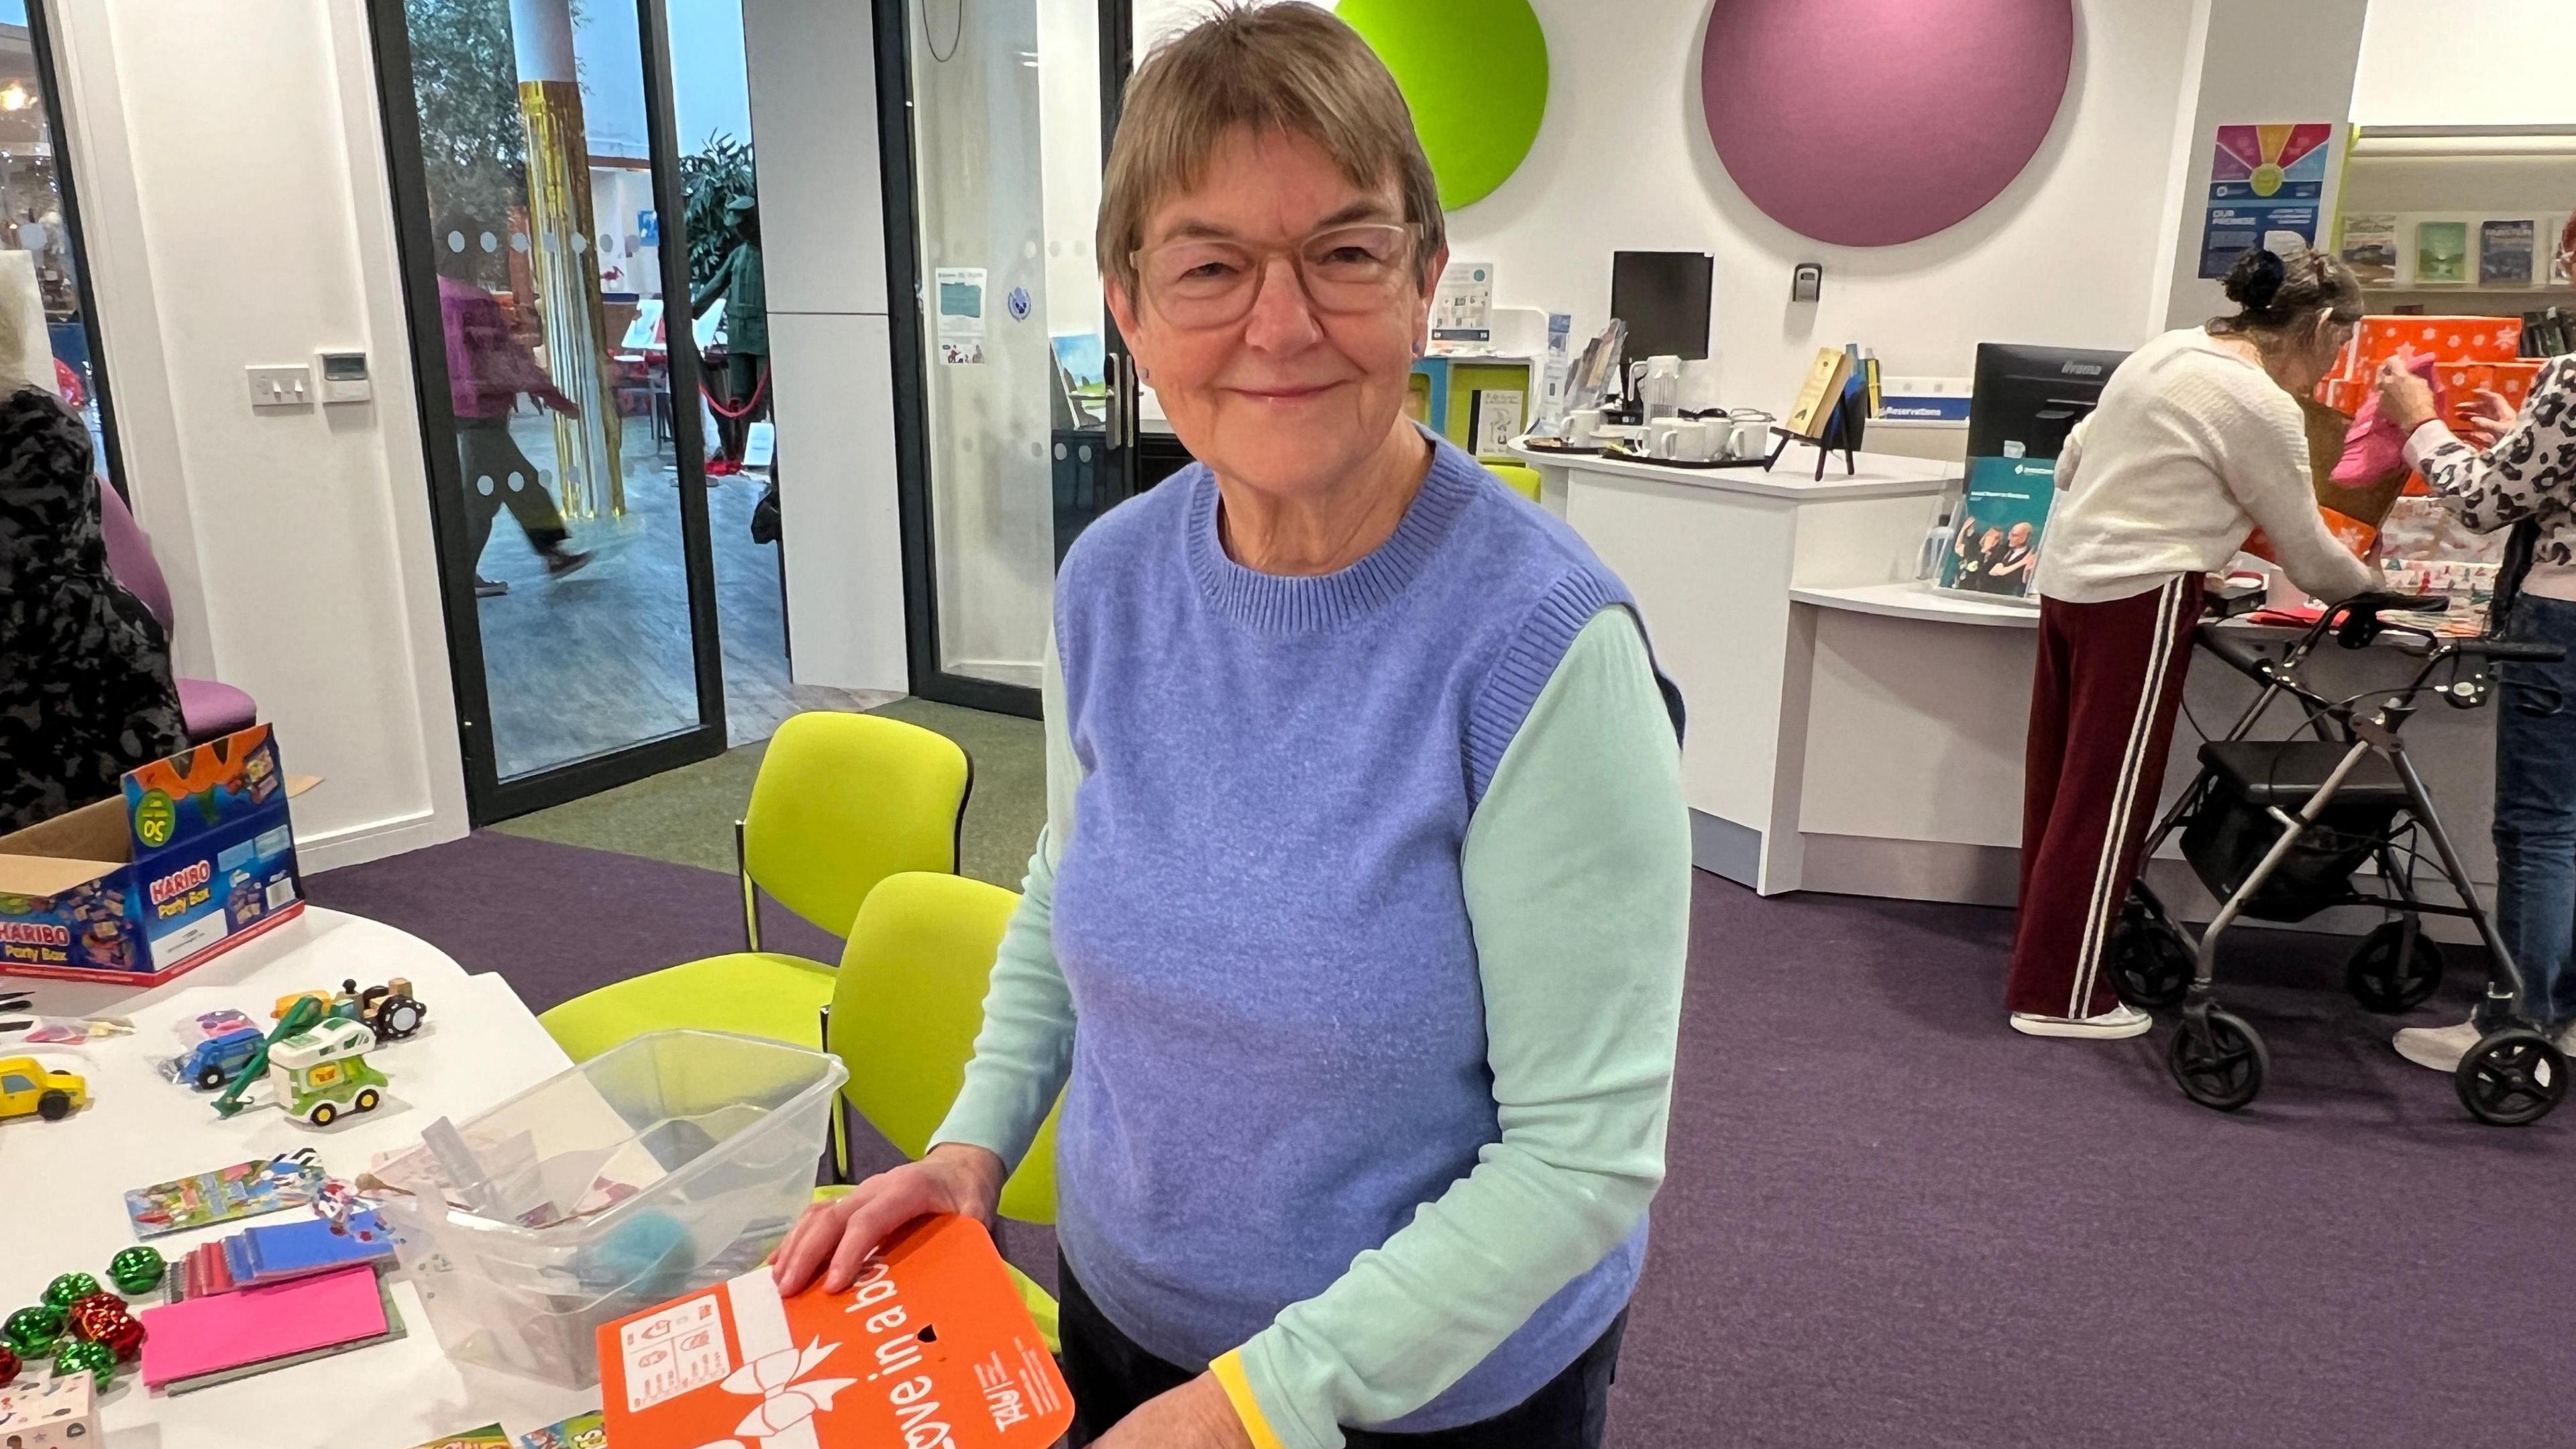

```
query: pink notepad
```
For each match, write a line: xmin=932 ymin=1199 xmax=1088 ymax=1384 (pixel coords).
xmin=139 ymin=1265 xmax=389 ymax=1387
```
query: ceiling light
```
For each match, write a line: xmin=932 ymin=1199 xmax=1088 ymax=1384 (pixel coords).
xmin=0 ymin=85 xmax=28 ymax=112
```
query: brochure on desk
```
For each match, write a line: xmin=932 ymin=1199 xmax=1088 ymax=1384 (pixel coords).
xmin=1937 ymin=456 xmax=2055 ymax=602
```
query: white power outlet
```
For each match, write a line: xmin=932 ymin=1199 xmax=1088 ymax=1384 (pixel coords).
xmin=247 ymin=364 xmax=315 ymax=409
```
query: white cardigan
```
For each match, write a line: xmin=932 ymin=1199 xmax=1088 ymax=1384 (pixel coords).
xmin=2036 ymin=328 xmax=2377 ymax=606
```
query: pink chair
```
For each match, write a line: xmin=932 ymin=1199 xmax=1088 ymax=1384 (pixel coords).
xmin=93 ymin=478 xmax=258 ymax=743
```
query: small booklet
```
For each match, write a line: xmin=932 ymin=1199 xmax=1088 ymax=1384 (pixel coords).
xmin=125 ymin=1155 xmax=326 ymax=1238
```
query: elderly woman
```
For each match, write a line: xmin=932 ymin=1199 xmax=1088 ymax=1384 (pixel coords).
xmin=2376 ymin=213 xmax=2576 ymax=1069
xmin=772 ymin=7 xmax=1689 ymax=1448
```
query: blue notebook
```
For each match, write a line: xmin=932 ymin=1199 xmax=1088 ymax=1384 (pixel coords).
xmin=236 ymin=1210 xmax=395 ymax=1283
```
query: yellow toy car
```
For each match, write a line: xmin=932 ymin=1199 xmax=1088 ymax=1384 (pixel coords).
xmin=0 ymin=1057 xmax=89 ymax=1122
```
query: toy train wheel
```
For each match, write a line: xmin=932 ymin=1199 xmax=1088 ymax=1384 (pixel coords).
xmin=2455 ymin=1029 xmax=2565 ymax=1126
xmin=36 ymin=1089 xmax=71 ymax=1122
xmin=2109 ymin=900 xmax=2194 ymax=1009
xmin=374 ymin=996 xmax=423 ymax=1041
xmin=355 ymin=1089 xmax=381 ymax=1114
xmin=309 ymin=1103 xmax=337 ymax=1128
xmin=2345 ymin=921 xmax=2445 ymax=1014
xmin=2167 ymin=1009 xmax=2267 ymax=1112
xmin=193 ymin=1065 xmax=230 ymax=1091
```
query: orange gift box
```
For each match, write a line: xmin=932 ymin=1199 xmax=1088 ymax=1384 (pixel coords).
xmin=598 ymin=1215 xmax=1073 ymax=1449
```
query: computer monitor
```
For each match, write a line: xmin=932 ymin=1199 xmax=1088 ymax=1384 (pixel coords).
xmin=1609 ymin=252 xmax=1713 ymax=363
xmin=1964 ymin=342 xmax=2131 ymax=461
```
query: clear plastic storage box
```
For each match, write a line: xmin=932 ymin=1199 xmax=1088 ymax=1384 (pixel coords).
xmin=373 ymin=1030 xmax=846 ymax=1387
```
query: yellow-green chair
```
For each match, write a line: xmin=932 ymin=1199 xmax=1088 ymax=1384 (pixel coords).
xmin=538 ymin=712 xmax=972 ymax=1063
xmin=821 ymin=870 xmax=1065 ymax=1349
xmin=1489 ymin=462 xmax=1544 ymax=502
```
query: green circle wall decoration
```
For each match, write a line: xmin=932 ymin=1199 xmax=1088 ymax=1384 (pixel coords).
xmin=1336 ymin=0 xmax=1548 ymax=210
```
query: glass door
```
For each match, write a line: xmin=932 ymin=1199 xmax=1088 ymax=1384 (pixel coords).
xmin=371 ymin=0 xmax=727 ymax=818
xmin=877 ymin=0 xmax=1135 ymax=714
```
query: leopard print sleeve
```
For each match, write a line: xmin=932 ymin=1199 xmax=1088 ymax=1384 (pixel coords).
xmin=2412 ymin=355 xmax=2576 ymax=535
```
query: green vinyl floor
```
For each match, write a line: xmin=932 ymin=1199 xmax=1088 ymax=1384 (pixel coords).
xmin=494 ymin=696 xmax=1046 ymax=891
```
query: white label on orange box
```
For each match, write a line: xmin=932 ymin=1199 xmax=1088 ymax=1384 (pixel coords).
xmin=621 ymin=1289 xmax=733 ymax=1412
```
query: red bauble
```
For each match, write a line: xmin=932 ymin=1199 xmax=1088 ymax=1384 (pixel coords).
xmin=0 ymin=1341 xmax=19 ymax=1382
xmin=70 ymin=1296 xmax=144 ymax=1362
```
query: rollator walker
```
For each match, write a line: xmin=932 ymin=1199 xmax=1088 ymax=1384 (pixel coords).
xmin=2105 ymin=594 xmax=2567 ymax=1124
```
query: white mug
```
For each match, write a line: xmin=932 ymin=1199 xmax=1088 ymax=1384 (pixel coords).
xmin=1728 ymin=411 xmax=1776 ymax=460
xmin=1565 ymin=409 xmax=1605 ymax=446
xmin=1650 ymin=417 xmax=1715 ymax=462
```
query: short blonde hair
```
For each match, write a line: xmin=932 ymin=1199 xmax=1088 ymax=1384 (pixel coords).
xmin=1097 ymin=2 xmax=1444 ymax=295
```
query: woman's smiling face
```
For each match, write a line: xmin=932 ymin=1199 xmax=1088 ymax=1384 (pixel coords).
xmin=1109 ymin=125 xmax=1445 ymax=504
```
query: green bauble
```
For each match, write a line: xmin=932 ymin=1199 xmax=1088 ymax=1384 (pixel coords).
xmin=52 ymin=1334 xmax=115 ymax=1389
xmin=106 ymin=1246 xmax=166 ymax=1296
xmin=1 ymin=1305 xmax=64 ymax=1356
xmin=42 ymin=1273 xmax=101 ymax=1311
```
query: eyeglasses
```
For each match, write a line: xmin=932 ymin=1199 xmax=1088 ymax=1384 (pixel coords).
xmin=1132 ymin=222 xmax=1421 ymax=329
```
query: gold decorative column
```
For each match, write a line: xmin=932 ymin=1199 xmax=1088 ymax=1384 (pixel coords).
xmin=511 ymin=0 xmax=623 ymax=518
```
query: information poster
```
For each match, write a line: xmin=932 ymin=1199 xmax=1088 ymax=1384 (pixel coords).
xmin=2198 ymin=122 xmax=2333 ymax=278
xmin=1430 ymin=261 xmax=1494 ymax=353
xmin=936 ymin=266 xmax=987 ymax=364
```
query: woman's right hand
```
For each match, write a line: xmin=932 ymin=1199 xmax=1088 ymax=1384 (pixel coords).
xmin=2463 ymin=388 xmax=2516 ymax=449
xmin=770 ymin=1142 xmax=1006 ymax=1296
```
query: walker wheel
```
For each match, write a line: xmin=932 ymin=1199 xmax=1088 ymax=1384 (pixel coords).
xmin=2455 ymin=1029 xmax=2566 ymax=1126
xmin=2345 ymin=922 xmax=2445 ymax=1014
xmin=2110 ymin=900 xmax=2194 ymax=1009
xmin=2167 ymin=1009 xmax=2267 ymax=1112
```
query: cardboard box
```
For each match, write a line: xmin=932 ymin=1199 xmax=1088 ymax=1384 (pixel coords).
xmin=598 ymin=1215 xmax=1071 ymax=1449
xmin=0 ymin=725 xmax=311 ymax=986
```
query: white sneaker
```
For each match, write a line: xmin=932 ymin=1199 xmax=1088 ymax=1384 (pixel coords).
xmin=2010 ymin=1003 xmax=2155 ymax=1040
xmin=2393 ymin=1018 xmax=2482 ymax=1072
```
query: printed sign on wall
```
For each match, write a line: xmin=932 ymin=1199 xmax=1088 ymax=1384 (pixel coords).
xmin=2198 ymin=123 xmax=2333 ymax=278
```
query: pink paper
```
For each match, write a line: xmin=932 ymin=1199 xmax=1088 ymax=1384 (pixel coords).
xmin=138 ymin=1265 xmax=388 ymax=1387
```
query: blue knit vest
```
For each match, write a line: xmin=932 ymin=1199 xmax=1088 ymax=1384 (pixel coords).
xmin=1049 ymin=436 xmax=1649 ymax=1430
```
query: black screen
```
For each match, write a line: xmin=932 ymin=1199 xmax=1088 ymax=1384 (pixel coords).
xmin=1964 ymin=342 xmax=2131 ymax=462
xmin=1610 ymin=252 xmax=1714 ymax=363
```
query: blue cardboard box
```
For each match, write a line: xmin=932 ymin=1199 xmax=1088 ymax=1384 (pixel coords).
xmin=0 ymin=725 xmax=307 ymax=985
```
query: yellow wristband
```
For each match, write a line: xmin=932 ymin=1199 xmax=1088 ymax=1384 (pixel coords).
xmin=1210 ymin=1349 xmax=1290 ymax=1449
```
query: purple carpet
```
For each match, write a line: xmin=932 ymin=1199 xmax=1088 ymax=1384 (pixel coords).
xmin=312 ymin=833 xmax=2568 ymax=1446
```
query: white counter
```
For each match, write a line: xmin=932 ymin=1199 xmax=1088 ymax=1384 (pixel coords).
xmin=1512 ymin=442 xmax=1956 ymax=892
xmin=1785 ymin=580 xmax=2500 ymax=937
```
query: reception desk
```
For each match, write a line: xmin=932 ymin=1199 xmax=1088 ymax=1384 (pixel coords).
xmin=1509 ymin=442 xmax=1955 ymax=891
xmin=1515 ymin=441 xmax=2500 ymax=936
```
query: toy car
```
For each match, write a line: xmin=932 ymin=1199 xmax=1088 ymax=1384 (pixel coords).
xmin=266 ymin=1018 xmax=388 ymax=1128
xmin=272 ymin=977 xmax=427 ymax=1044
xmin=174 ymin=1026 xmax=266 ymax=1091
xmin=0 ymin=1057 xmax=90 ymax=1122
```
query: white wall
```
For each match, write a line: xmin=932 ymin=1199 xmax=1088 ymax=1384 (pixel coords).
xmin=2353 ymin=0 xmax=2576 ymax=129
xmin=50 ymin=0 xmax=468 ymax=870
xmin=1427 ymin=0 xmax=2202 ymax=410
xmin=743 ymin=0 xmax=908 ymax=692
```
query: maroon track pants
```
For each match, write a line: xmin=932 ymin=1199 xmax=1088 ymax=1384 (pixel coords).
xmin=2008 ymin=575 xmax=2203 ymax=1018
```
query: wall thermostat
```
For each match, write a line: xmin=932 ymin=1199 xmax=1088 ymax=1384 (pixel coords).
xmin=1790 ymin=262 xmax=1823 ymax=303
xmin=316 ymin=350 xmax=372 ymax=404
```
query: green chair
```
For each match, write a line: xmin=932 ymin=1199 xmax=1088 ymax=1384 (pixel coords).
xmin=822 ymin=870 xmax=1065 ymax=1348
xmin=1489 ymin=462 xmax=1544 ymax=502
xmin=537 ymin=711 xmax=972 ymax=1063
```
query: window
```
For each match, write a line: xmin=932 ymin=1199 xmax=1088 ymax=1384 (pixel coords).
xmin=0 ymin=0 xmax=121 ymax=485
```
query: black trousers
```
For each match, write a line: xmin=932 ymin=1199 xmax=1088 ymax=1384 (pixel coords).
xmin=455 ymin=416 xmax=569 ymax=565
xmin=1059 ymin=1258 xmax=1627 ymax=1448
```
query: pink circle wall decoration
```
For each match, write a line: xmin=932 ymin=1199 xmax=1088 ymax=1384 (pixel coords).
xmin=1701 ymin=0 xmax=2074 ymax=247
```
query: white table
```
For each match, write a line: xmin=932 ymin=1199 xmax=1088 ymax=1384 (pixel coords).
xmin=1511 ymin=441 xmax=1959 ymax=892
xmin=3 ymin=908 xmax=600 ymax=1448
